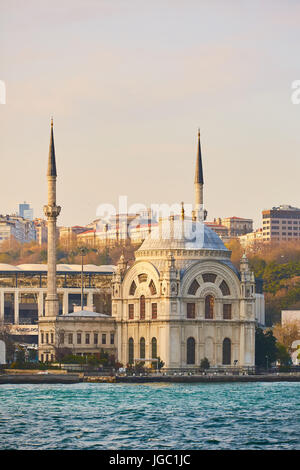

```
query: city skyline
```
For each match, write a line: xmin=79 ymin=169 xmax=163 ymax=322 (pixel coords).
xmin=1 ymin=1 xmax=300 ymax=229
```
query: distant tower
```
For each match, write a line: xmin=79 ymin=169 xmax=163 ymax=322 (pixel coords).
xmin=194 ymin=129 xmax=206 ymax=221
xmin=43 ymin=118 xmax=61 ymax=316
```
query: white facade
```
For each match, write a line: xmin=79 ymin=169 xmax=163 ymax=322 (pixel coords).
xmin=112 ymin=218 xmax=257 ymax=369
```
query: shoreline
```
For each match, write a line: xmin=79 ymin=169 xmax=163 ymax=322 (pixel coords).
xmin=1 ymin=373 xmax=300 ymax=384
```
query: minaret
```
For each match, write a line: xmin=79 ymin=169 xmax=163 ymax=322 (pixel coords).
xmin=194 ymin=129 xmax=205 ymax=221
xmin=43 ymin=118 xmax=61 ymax=316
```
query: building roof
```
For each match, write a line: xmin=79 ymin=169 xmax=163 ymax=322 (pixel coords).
xmin=65 ymin=310 xmax=111 ymax=318
xmin=138 ymin=218 xmax=228 ymax=252
xmin=0 ymin=263 xmax=116 ymax=273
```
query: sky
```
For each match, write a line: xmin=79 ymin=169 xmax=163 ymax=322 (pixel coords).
xmin=1 ymin=0 xmax=300 ymax=229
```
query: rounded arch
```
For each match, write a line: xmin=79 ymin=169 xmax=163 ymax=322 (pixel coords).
xmin=181 ymin=260 xmax=240 ymax=298
xmin=140 ymin=337 xmax=145 ymax=359
xmin=122 ymin=260 xmax=160 ymax=298
xmin=187 ymin=337 xmax=195 ymax=365
xmin=222 ymin=338 xmax=231 ymax=365
xmin=151 ymin=337 xmax=157 ymax=359
xmin=140 ymin=295 xmax=145 ymax=319
xmin=128 ymin=337 xmax=134 ymax=364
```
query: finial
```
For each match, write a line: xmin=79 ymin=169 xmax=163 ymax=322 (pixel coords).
xmin=198 ymin=128 xmax=200 ymax=138
xmin=51 ymin=116 xmax=53 ymax=128
xmin=181 ymin=202 xmax=185 ymax=220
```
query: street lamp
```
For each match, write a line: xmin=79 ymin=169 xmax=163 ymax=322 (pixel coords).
xmin=78 ymin=246 xmax=88 ymax=310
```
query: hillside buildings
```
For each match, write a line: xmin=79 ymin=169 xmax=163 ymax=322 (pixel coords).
xmin=0 ymin=215 xmax=36 ymax=245
xmin=262 ymin=205 xmax=300 ymax=242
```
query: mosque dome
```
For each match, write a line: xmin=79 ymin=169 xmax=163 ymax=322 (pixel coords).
xmin=138 ymin=218 xmax=228 ymax=252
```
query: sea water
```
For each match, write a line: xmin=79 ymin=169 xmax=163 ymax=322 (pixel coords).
xmin=0 ymin=382 xmax=299 ymax=450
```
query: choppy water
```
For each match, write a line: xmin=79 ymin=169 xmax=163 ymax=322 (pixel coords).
xmin=0 ymin=382 xmax=299 ymax=450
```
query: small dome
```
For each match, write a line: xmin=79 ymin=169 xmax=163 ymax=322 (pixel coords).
xmin=139 ymin=218 xmax=228 ymax=252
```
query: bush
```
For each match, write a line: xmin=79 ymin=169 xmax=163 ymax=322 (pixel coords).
xmin=200 ymin=357 xmax=210 ymax=370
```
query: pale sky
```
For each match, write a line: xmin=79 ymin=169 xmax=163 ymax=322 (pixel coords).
xmin=1 ymin=0 xmax=300 ymax=229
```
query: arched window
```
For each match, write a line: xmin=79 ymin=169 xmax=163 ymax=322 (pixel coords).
xmin=149 ymin=279 xmax=157 ymax=295
xmin=220 ymin=280 xmax=230 ymax=296
xmin=129 ymin=280 xmax=137 ymax=296
xmin=151 ymin=337 xmax=157 ymax=359
xmin=187 ymin=337 xmax=195 ymax=365
xmin=128 ymin=337 xmax=134 ymax=364
xmin=140 ymin=337 xmax=145 ymax=359
xmin=140 ymin=295 xmax=145 ymax=319
xmin=205 ymin=295 xmax=214 ymax=319
xmin=188 ymin=279 xmax=200 ymax=295
xmin=222 ymin=338 xmax=231 ymax=365
xmin=202 ymin=273 xmax=217 ymax=283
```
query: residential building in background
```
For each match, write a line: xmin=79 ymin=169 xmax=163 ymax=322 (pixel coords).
xmin=0 ymin=215 xmax=36 ymax=245
xmin=262 ymin=205 xmax=300 ymax=242
xmin=220 ymin=216 xmax=253 ymax=237
xmin=239 ymin=228 xmax=263 ymax=249
xmin=34 ymin=218 xmax=48 ymax=245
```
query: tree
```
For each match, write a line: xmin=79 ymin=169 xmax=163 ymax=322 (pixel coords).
xmin=273 ymin=321 xmax=300 ymax=353
xmin=276 ymin=343 xmax=291 ymax=366
xmin=200 ymin=357 xmax=210 ymax=370
xmin=255 ymin=327 xmax=277 ymax=367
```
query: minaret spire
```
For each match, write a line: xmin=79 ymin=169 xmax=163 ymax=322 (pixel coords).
xmin=194 ymin=129 xmax=205 ymax=221
xmin=43 ymin=118 xmax=61 ymax=317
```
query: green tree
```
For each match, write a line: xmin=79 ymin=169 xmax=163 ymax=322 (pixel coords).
xmin=255 ymin=327 xmax=277 ymax=367
xmin=276 ymin=343 xmax=291 ymax=366
xmin=200 ymin=357 xmax=210 ymax=370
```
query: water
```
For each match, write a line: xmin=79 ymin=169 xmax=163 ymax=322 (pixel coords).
xmin=0 ymin=382 xmax=299 ymax=450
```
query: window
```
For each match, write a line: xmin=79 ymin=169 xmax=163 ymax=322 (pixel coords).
xmin=223 ymin=304 xmax=232 ymax=319
xmin=187 ymin=337 xmax=195 ymax=365
xmin=59 ymin=332 xmax=64 ymax=344
xmin=50 ymin=333 xmax=54 ymax=344
xmin=222 ymin=338 xmax=231 ymax=365
xmin=187 ymin=303 xmax=195 ymax=319
xmin=41 ymin=333 xmax=44 ymax=344
xmin=205 ymin=295 xmax=214 ymax=319
xmin=77 ymin=333 xmax=81 ymax=344
xmin=85 ymin=333 xmax=90 ymax=345
xmin=219 ymin=280 xmax=230 ymax=296
xmin=102 ymin=334 xmax=106 ymax=345
xmin=140 ymin=337 xmax=145 ymax=359
xmin=94 ymin=333 xmax=98 ymax=345
xmin=110 ymin=333 xmax=114 ymax=345
xmin=128 ymin=338 xmax=134 ymax=364
xmin=152 ymin=303 xmax=157 ymax=319
xmin=68 ymin=333 xmax=73 ymax=345
xmin=129 ymin=280 xmax=137 ymax=296
xmin=151 ymin=337 xmax=157 ymax=359
xmin=188 ymin=279 xmax=200 ymax=295
xmin=46 ymin=333 xmax=49 ymax=344
xmin=138 ymin=273 xmax=148 ymax=283
xmin=202 ymin=273 xmax=217 ymax=283
xmin=149 ymin=279 xmax=157 ymax=295
xmin=140 ymin=295 xmax=145 ymax=320
xmin=128 ymin=304 xmax=134 ymax=319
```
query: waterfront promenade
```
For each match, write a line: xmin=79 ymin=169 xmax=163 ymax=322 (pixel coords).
xmin=1 ymin=371 xmax=300 ymax=384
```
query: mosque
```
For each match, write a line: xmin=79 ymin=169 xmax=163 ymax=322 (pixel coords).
xmin=38 ymin=123 xmax=260 ymax=368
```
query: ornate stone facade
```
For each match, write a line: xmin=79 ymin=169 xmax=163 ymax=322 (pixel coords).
xmin=112 ymin=219 xmax=257 ymax=368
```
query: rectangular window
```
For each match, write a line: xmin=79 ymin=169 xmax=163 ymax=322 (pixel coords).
xmin=50 ymin=333 xmax=54 ymax=344
xmin=110 ymin=333 xmax=114 ymax=345
xmin=46 ymin=333 xmax=49 ymax=344
xmin=128 ymin=304 xmax=134 ymax=320
xmin=94 ymin=333 xmax=98 ymax=345
xmin=102 ymin=334 xmax=106 ymax=345
xmin=187 ymin=303 xmax=195 ymax=319
xmin=77 ymin=333 xmax=81 ymax=345
xmin=152 ymin=303 xmax=157 ymax=319
xmin=41 ymin=333 xmax=44 ymax=344
xmin=59 ymin=332 xmax=64 ymax=344
xmin=85 ymin=333 xmax=90 ymax=345
xmin=223 ymin=304 xmax=232 ymax=319
xmin=68 ymin=333 xmax=73 ymax=345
